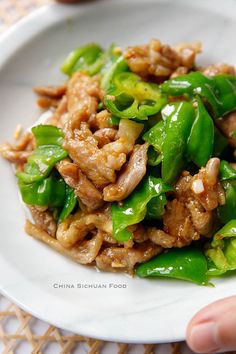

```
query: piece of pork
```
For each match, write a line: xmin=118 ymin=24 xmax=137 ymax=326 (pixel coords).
xmin=124 ymin=38 xmax=201 ymax=80
xmin=186 ymin=199 xmax=214 ymax=236
xmin=64 ymin=119 xmax=143 ymax=188
xmin=95 ymin=241 xmax=162 ymax=273
xmin=200 ymin=63 xmax=235 ymax=77
xmin=65 ymin=72 xmax=101 ymax=132
xmin=56 ymin=207 xmax=112 ymax=248
xmin=164 ymin=199 xmax=200 ymax=246
xmin=28 ymin=206 xmax=57 ymax=237
xmin=190 ymin=158 xmax=225 ymax=210
xmin=57 ymin=159 xmax=104 ymax=211
xmin=36 ymin=97 xmax=60 ymax=110
xmin=45 ymin=95 xmax=68 ymax=128
xmin=103 ymin=143 xmax=148 ymax=201
xmin=149 ymin=158 xmax=225 ymax=248
xmin=33 ymin=84 xmax=67 ymax=98
xmin=64 ymin=72 xmax=143 ymax=187
xmin=89 ymin=109 xmax=111 ymax=129
xmin=93 ymin=128 xmax=117 ymax=147
xmin=0 ymin=131 xmax=35 ymax=164
xmin=25 ymin=220 xmax=104 ymax=264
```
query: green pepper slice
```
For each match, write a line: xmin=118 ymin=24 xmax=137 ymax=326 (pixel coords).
xmin=218 ymin=161 xmax=236 ymax=224
xmin=32 ymin=125 xmax=64 ymax=147
xmin=136 ymin=247 xmax=209 ymax=285
xmin=61 ymin=43 xmax=104 ymax=76
xmin=17 ymin=145 xmax=68 ymax=183
xmin=160 ymin=72 xmax=236 ymax=118
xmin=218 ymin=180 xmax=236 ymax=224
xmin=206 ymin=220 xmax=236 ymax=275
xmin=143 ymin=120 xmax=166 ymax=153
xmin=104 ymin=72 xmax=167 ymax=120
xmin=101 ymin=56 xmax=129 ymax=91
xmin=108 ymin=115 xmax=120 ymax=126
xmin=187 ymin=97 xmax=214 ymax=167
xmin=58 ymin=186 xmax=77 ymax=223
xmin=143 ymin=120 xmax=166 ymax=166
xmin=146 ymin=193 xmax=167 ymax=220
xmin=111 ymin=176 xmax=174 ymax=242
xmin=219 ymin=160 xmax=236 ymax=181
xmin=213 ymin=75 xmax=236 ymax=116
xmin=17 ymin=123 xmax=68 ymax=183
xmin=213 ymin=127 xmax=228 ymax=157
xmin=18 ymin=171 xmax=67 ymax=207
xmin=161 ymin=102 xmax=195 ymax=183
xmin=146 ymin=146 xmax=162 ymax=166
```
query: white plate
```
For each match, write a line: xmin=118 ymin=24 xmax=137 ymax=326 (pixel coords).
xmin=1 ymin=0 xmax=236 ymax=344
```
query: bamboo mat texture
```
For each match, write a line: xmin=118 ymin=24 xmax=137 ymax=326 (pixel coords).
xmin=0 ymin=294 xmax=185 ymax=354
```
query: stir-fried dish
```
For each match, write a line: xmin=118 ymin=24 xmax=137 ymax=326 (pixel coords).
xmin=2 ymin=39 xmax=236 ymax=285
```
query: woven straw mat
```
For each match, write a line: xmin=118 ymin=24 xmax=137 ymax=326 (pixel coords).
xmin=0 ymin=1 xmax=193 ymax=353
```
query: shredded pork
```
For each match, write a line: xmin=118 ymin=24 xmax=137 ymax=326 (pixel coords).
xmin=25 ymin=220 xmax=104 ymax=265
xmin=124 ymin=38 xmax=201 ymax=80
xmin=103 ymin=143 xmax=148 ymax=201
xmin=200 ymin=63 xmax=235 ymax=77
xmin=149 ymin=158 xmax=225 ymax=248
xmin=64 ymin=119 xmax=143 ymax=188
xmin=34 ymin=85 xmax=67 ymax=98
xmin=0 ymin=131 xmax=35 ymax=165
xmin=56 ymin=207 xmax=112 ymax=248
xmin=57 ymin=159 xmax=104 ymax=211
xmin=3 ymin=38 xmax=235 ymax=274
xmin=29 ymin=206 xmax=57 ymax=237
xmin=95 ymin=241 xmax=162 ymax=273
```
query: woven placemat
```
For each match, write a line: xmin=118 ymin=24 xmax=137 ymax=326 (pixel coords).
xmin=0 ymin=294 xmax=183 ymax=353
xmin=0 ymin=1 xmax=185 ymax=353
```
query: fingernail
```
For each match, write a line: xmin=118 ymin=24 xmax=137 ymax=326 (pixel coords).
xmin=188 ymin=322 xmax=221 ymax=353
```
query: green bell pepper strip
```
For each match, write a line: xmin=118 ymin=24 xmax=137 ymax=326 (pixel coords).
xmin=186 ymin=97 xmax=214 ymax=167
xmin=161 ymin=102 xmax=195 ymax=183
xmin=61 ymin=43 xmax=104 ymax=76
xmin=58 ymin=186 xmax=77 ymax=223
xmin=213 ymin=75 xmax=236 ymax=116
xmin=214 ymin=219 xmax=236 ymax=238
xmin=218 ymin=161 xmax=236 ymax=224
xmin=97 ymin=102 xmax=104 ymax=111
xmin=218 ymin=180 xmax=236 ymax=224
xmin=17 ymin=123 xmax=68 ymax=183
xmin=147 ymin=146 xmax=162 ymax=166
xmin=146 ymin=193 xmax=167 ymax=220
xmin=219 ymin=160 xmax=236 ymax=181
xmin=136 ymin=247 xmax=209 ymax=285
xmin=142 ymin=119 xmax=166 ymax=154
xmin=101 ymin=56 xmax=129 ymax=91
xmin=111 ymin=176 xmax=174 ymax=242
xmin=108 ymin=115 xmax=120 ymax=126
xmin=206 ymin=220 xmax=236 ymax=275
xmin=213 ymin=127 xmax=228 ymax=157
xmin=104 ymin=72 xmax=167 ymax=120
xmin=17 ymin=145 xmax=68 ymax=184
xmin=32 ymin=125 xmax=64 ymax=147
xmin=18 ymin=171 xmax=67 ymax=207
xmin=85 ymin=43 xmax=122 ymax=77
xmin=160 ymin=72 xmax=236 ymax=118
xmin=143 ymin=120 xmax=165 ymax=166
